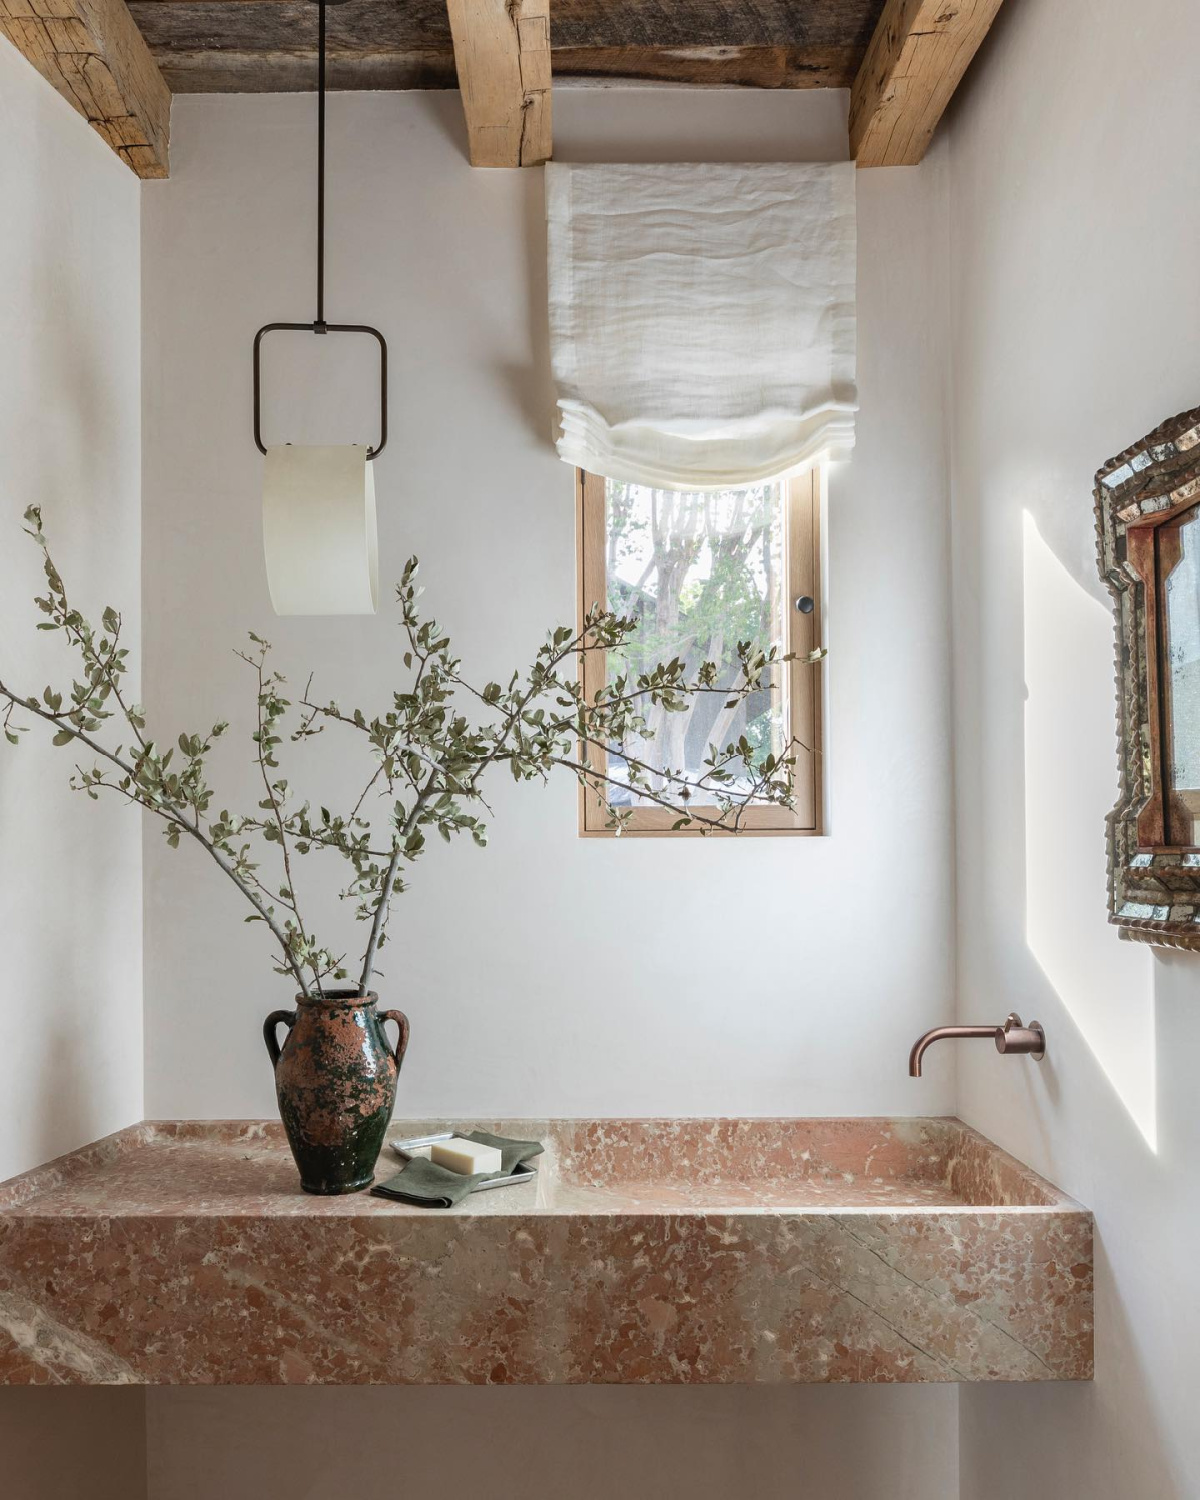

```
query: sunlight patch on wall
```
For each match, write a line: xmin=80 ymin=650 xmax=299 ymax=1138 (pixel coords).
xmin=1022 ymin=510 xmax=1157 ymax=1148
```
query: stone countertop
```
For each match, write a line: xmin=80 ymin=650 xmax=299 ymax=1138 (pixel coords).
xmin=0 ymin=1118 xmax=1092 ymax=1385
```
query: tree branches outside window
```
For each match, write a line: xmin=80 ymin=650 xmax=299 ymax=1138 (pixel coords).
xmin=605 ymin=482 xmax=784 ymax=801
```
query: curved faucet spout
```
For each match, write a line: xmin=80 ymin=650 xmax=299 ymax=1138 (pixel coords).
xmin=909 ymin=1025 xmax=998 ymax=1078
xmin=908 ymin=1013 xmax=1045 ymax=1077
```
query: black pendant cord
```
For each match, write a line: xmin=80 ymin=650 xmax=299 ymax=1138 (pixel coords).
xmin=315 ymin=0 xmax=326 ymax=330
xmin=251 ymin=0 xmax=388 ymax=459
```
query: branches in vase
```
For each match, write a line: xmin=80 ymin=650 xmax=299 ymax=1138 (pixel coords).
xmin=0 ymin=508 xmax=823 ymax=1001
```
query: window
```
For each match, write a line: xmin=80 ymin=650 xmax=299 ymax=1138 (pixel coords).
xmin=576 ymin=468 xmax=823 ymax=835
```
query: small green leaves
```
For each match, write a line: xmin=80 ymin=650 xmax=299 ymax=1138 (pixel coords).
xmin=6 ymin=517 xmax=799 ymax=1002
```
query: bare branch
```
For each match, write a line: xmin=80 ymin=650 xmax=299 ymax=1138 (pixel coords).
xmin=1 ymin=677 xmax=312 ymax=996
xmin=3 ymin=525 xmax=804 ymax=1005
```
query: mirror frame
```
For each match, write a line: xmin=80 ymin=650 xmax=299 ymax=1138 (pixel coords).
xmin=1096 ymin=404 xmax=1200 ymax=951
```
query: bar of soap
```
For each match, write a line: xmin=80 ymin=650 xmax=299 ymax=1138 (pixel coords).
xmin=431 ymin=1138 xmax=503 ymax=1176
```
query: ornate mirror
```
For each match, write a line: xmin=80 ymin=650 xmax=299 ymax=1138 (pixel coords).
xmin=1097 ymin=406 xmax=1200 ymax=950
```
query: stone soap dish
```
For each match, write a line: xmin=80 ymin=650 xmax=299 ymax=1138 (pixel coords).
xmin=388 ymin=1132 xmax=538 ymax=1192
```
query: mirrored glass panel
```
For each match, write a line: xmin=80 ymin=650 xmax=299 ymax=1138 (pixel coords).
xmin=1162 ymin=504 xmax=1200 ymax=843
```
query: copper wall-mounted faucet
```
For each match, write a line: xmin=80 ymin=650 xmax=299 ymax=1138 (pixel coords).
xmin=909 ymin=1012 xmax=1045 ymax=1077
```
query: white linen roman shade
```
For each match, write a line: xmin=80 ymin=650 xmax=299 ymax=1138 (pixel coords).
xmin=546 ymin=161 xmax=857 ymax=491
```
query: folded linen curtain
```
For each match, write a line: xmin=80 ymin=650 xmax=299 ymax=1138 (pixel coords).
xmin=546 ymin=160 xmax=857 ymax=491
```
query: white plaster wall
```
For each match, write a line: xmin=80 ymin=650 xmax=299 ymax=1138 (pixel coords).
xmin=135 ymin=87 xmax=957 ymax=1500
xmin=145 ymin=1384 xmax=957 ymax=1500
xmin=0 ymin=38 xmax=143 ymax=1183
xmin=139 ymin=87 xmax=956 ymax=1122
xmin=946 ymin=0 xmax=1200 ymax=1495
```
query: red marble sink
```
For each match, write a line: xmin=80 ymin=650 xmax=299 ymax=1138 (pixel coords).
xmin=0 ymin=1118 xmax=1092 ymax=1385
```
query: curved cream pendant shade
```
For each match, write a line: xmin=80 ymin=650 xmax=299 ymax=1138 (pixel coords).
xmin=262 ymin=445 xmax=379 ymax=616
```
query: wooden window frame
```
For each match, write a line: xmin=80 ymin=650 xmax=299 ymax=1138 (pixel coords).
xmin=576 ymin=467 xmax=824 ymax=837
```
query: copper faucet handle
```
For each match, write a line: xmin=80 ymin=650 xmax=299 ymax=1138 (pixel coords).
xmin=995 ymin=1013 xmax=1046 ymax=1060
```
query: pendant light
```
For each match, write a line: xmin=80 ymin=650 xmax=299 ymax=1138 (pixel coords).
xmin=252 ymin=0 xmax=387 ymax=617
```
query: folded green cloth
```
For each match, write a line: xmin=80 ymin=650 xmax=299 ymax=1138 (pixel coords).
xmin=370 ymin=1130 xmax=544 ymax=1208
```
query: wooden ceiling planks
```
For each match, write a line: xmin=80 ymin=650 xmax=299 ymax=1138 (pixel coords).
xmin=124 ymin=0 xmax=886 ymax=95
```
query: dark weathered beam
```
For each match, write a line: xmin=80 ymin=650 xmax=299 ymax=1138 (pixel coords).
xmin=1 ymin=0 xmax=170 ymax=175
xmin=128 ymin=0 xmax=882 ymax=50
xmin=558 ymin=44 xmax=861 ymax=89
xmin=126 ymin=0 xmax=884 ymax=93
xmin=850 ymin=0 xmax=1005 ymax=166
xmin=157 ymin=48 xmax=456 ymax=93
xmin=156 ymin=44 xmax=864 ymax=94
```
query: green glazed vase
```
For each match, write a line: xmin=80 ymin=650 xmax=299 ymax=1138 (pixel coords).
xmin=263 ymin=989 xmax=410 ymax=1195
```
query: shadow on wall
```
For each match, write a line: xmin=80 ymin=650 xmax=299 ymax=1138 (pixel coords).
xmin=141 ymin=1384 xmax=959 ymax=1500
xmin=0 ymin=114 xmax=142 ymax=1181
xmin=25 ymin=142 xmax=127 ymax=529
xmin=25 ymin=250 xmax=133 ymax=1162
xmin=960 ymin=1246 xmax=1182 ymax=1499
xmin=0 ymin=1388 xmax=146 ymax=1500
xmin=493 ymin=163 xmax=556 ymax=448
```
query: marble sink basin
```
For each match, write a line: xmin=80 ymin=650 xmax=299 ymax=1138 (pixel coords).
xmin=0 ymin=1117 xmax=1092 ymax=1385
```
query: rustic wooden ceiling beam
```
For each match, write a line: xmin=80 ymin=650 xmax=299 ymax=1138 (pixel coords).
xmin=849 ymin=0 xmax=1004 ymax=167
xmin=151 ymin=44 xmax=863 ymax=95
xmin=124 ymin=0 xmax=883 ymax=95
xmin=444 ymin=0 xmax=550 ymax=167
xmin=0 ymin=0 xmax=170 ymax=176
xmin=127 ymin=0 xmax=881 ymax=53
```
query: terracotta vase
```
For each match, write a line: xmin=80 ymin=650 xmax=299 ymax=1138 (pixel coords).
xmin=263 ymin=989 xmax=410 ymax=1195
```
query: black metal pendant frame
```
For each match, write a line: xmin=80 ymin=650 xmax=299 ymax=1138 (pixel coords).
xmin=252 ymin=0 xmax=388 ymax=458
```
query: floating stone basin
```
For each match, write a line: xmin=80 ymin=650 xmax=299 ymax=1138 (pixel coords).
xmin=0 ymin=1117 xmax=1092 ymax=1385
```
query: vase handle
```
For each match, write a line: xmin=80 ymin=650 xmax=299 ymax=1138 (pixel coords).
xmin=263 ymin=1009 xmax=296 ymax=1069
xmin=380 ymin=1009 xmax=411 ymax=1069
